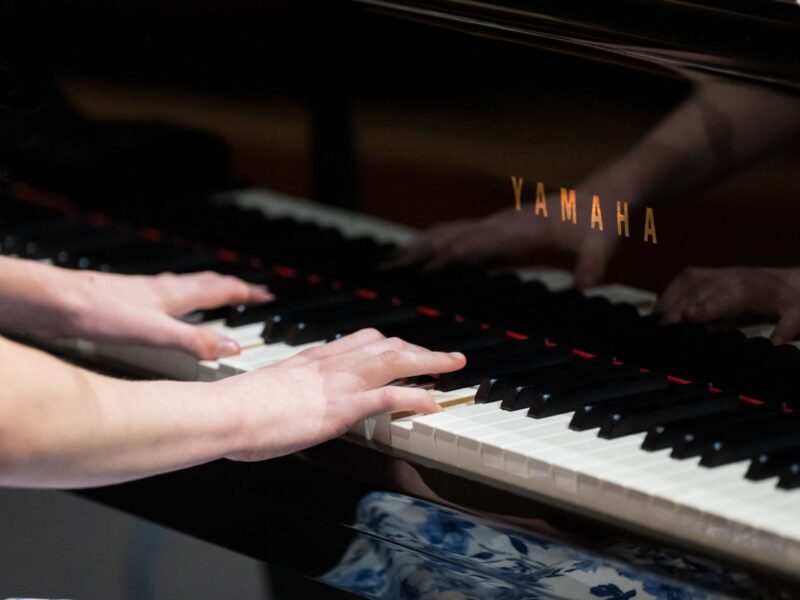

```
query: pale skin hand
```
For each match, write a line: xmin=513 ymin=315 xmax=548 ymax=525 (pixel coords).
xmin=0 ymin=329 xmax=465 ymax=488
xmin=0 ymin=255 xmax=272 ymax=359
xmin=655 ymin=266 xmax=800 ymax=344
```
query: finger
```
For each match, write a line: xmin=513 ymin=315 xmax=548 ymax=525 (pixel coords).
xmin=772 ymin=310 xmax=800 ymax=345
xmin=354 ymin=349 xmax=466 ymax=389
xmin=155 ymin=315 xmax=241 ymax=360
xmin=160 ymin=271 xmax=273 ymax=315
xmin=384 ymin=221 xmax=476 ymax=270
xmin=382 ymin=237 xmax=437 ymax=270
xmin=574 ymin=246 xmax=608 ymax=289
xmin=683 ymin=293 xmax=740 ymax=323
xmin=657 ymin=277 xmax=708 ymax=323
xmin=419 ymin=224 xmax=499 ymax=272
xmin=654 ymin=268 xmax=706 ymax=317
xmin=356 ymin=386 xmax=441 ymax=417
xmin=297 ymin=328 xmax=386 ymax=360
xmin=316 ymin=335 xmax=433 ymax=374
xmin=421 ymin=245 xmax=467 ymax=272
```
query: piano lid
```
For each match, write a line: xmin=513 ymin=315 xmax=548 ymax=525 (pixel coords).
xmin=350 ymin=0 xmax=800 ymax=88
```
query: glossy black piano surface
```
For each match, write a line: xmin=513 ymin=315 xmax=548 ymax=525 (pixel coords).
xmin=2 ymin=0 xmax=800 ymax=597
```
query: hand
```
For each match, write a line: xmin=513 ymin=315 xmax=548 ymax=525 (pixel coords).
xmin=387 ymin=205 xmax=617 ymax=288
xmin=655 ymin=266 xmax=800 ymax=344
xmin=217 ymin=328 xmax=467 ymax=461
xmin=1 ymin=257 xmax=272 ymax=359
xmin=61 ymin=269 xmax=274 ymax=359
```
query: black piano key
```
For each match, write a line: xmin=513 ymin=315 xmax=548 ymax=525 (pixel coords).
xmin=365 ymin=323 xmax=510 ymax=353
xmin=668 ymin=331 xmax=747 ymax=382
xmin=110 ymin=250 xmax=231 ymax=275
xmin=498 ymin=359 xmax=629 ymax=410
xmin=524 ymin=369 xmax=667 ymax=419
xmin=616 ymin=322 xmax=708 ymax=368
xmin=642 ymin=404 xmax=780 ymax=452
xmin=226 ymin=284 xmax=333 ymax=327
xmin=710 ymin=337 xmax=774 ymax=390
xmin=19 ymin=226 xmax=126 ymax=261
xmin=570 ymin=383 xmax=711 ymax=431
xmin=0 ymin=217 xmax=93 ymax=254
xmin=366 ymin=316 xmax=468 ymax=339
xmin=63 ymin=237 xmax=181 ymax=271
xmin=55 ymin=234 xmax=148 ymax=267
xmin=285 ymin=305 xmax=420 ymax=345
xmin=459 ymin=338 xmax=545 ymax=363
xmin=778 ymin=462 xmax=800 ymax=490
xmin=435 ymin=344 xmax=572 ymax=392
xmin=477 ymin=357 xmax=615 ymax=403
xmin=746 ymin=445 xmax=800 ymax=481
xmin=266 ymin=297 xmax=400 ymax=343
xmin=335 ymin=317 xmax=508 ymax=352
xmin=598 ymin=390 xmax=740 ymax=439
xmin=699 ymin=416 xmax=800 ymax=467
xmin=260 ymin=294 xmax=361 ymax=341
xmin=570 ymin=302 xmax=641 ymax=355
xmin=428 ymin=330 xmax=512 ymax=353
xmin=0 ymin=200 xmax=55 ymax=232
xmin=670 ymin=411 xmax=783 ymax=459
xmin=39 ymin=236 xmax=175 ymax=271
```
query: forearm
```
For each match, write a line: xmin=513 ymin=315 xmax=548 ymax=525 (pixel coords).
xmin=581 ymin=79 xmax=800 ymax=206
xmin=0 ymin=336 xmax=241 ymax=488
xmin=0 ymin=255 xmax=76 ymax=338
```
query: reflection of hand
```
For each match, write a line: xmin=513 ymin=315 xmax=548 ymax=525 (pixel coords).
xmin=220 ymin=328 xmax=466 ymax=461
xmin=655 ymin=267 xmax=800 ymax=344
xmin=387 ymin=206 xmax=617 ymax=288
xmin=1 ymin=257 xmax=272 ymax=359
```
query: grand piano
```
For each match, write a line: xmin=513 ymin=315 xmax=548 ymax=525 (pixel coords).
xmin=2 ymin=0 xmax=800 ymax=597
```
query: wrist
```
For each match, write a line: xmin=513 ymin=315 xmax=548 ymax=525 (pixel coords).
xmin=0 ymin=257 xmax=81 ymax=338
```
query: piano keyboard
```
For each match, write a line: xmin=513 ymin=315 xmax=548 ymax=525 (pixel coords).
xmin=3 ymin=185 xmax=800 ymax=580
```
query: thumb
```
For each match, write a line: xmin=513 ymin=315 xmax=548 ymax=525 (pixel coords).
xmin=771 ymin=309 xmax=800 ymax=346
xmin=156 ymin=315 xmax=241 ymax=360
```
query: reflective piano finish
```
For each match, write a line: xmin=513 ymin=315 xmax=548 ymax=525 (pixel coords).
xmin=78 ymin=442 xmax=784 ymax=599
xmin=3 ymin=0 xmax=800 ymax=597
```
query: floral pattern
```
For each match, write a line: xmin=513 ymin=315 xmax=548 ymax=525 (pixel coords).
xmin=321 ymin=492 xmax=767 ymax=599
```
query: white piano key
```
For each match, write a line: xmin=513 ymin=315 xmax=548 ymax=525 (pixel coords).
xmin=203 ymin=320 xmax=265 ymax=350
xmin=411 ymin=401 xmax=501 ymax=459
xmin=197 ymin=359 xmax=222 ymax=381
xmin=365 ymin=387 xmax=477 ymax=446
xmin=456 ymin=415 xmax=542 ymax=474
xmin=387 ymin=418 xmax=414 ymax=452
xmin=216 ymin=341 xmax=321 ymax=376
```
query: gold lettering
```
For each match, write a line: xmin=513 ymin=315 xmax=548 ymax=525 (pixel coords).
xmin=590 ymin=195 xmax=604 ymax=231
xmin=511 ymin=176 xmax=524 ymax=211
xmin=534 ymin=181 xmax=548 ymax=218
xmin=560 ymin=187 xmax=577 ymax=224
xmin=644 ymin=207 xmax=658 ymax=244
xmin=616 ymin=201 xmax=630 ymax=237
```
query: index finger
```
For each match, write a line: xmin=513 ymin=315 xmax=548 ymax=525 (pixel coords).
xmin=354 ymin=349 xmax=466 ymax=390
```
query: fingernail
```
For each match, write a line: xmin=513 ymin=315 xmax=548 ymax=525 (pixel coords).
xmin=250 ymin=284 xmax=274 ymax=300
xmin=449 ymin=352 xmax=466 ymax=361
xmin=216 ymin=339 xmax=240 ymax=358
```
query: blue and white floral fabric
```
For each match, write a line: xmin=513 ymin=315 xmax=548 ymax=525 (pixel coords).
xmin=321 ymin=492 xmax=765 ymax=599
